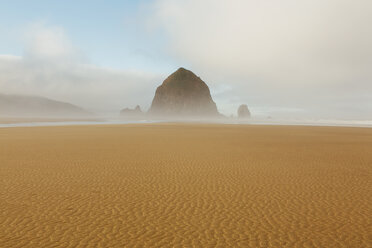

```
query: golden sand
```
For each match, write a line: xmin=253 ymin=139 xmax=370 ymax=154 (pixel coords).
xmin=0 ymin=124 xmax=371 ymax=247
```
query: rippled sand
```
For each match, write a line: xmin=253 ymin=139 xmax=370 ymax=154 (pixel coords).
xmin=0 ymin=124 xmax=371 ymax=247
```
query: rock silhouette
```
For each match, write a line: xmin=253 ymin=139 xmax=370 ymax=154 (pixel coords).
xmin=237 ymin=104 xmax=251 ymax=118
xmin=148 ymin=68 xmax=219 ymax=117
xmin=0 ymin=93 xmax=91 ymax=117
xmin=120 ymin=105 xmax=143 ymax=118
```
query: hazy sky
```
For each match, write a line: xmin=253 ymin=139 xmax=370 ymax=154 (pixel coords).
xmin=0 ymin=0 xmax=371 ymax=118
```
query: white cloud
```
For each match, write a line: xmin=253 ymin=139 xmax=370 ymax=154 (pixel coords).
xmin=147 ymin=0 xmax=372 ymax=118
xmin=24 ymin=23 xmax=77 ymax=60
xmin=2 ymin=2 xmax=372 ymax=119
xmin=0 ymin=23 xmax=162 ymax=114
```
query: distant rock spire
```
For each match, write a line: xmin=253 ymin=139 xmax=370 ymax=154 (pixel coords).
xmin=120 ymin=105 xmax=143 ymax=118
xmin=237 ymin=104 xmax=251 ymax=118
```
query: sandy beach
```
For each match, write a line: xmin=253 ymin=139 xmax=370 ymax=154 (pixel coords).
xmin=0 ymin=124 xmax=371 ymax=247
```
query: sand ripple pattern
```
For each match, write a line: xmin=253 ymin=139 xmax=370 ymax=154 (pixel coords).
xmin=0 ymin=124 xmax=371 ymax=247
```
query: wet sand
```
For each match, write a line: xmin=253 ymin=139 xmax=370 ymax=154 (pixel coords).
xmin=0 ymin=124 xmax=371 ymax=247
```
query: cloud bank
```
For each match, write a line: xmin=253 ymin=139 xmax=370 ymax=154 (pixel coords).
xmin=147 ymin=0 xmax=372 ymax=118
xmin=1 ymin=1 xmax=371 ymax=119
xmin=0 ymin=23 xmax=162 ymax=114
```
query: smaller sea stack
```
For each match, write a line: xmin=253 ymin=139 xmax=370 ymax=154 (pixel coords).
xmin=237 ymin=104 xmax=251 ymax=118
xmin=120 ymin=105 xmax=143 ymax=119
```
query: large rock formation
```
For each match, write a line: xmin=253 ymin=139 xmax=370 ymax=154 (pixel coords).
xmin=120 ymin=105 xmax=143 ymax=119
xmin=237 ymin=104 xmax=251 ymax=118
xmin=148 ymin=68 xmax=219 ymax=117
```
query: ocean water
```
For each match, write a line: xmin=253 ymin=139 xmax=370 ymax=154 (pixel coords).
xmin=0 ymin=119 xmax=371 ymax=128
xmin=0 ymin=119 xmax=155 ymax=128
xmin=233 ymin=119 xmax=372 ymax=128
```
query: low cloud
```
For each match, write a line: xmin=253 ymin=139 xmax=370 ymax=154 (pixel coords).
xmin=147 ymin=0 xmax=372 ymax=118
xmin=0 ymin=23 xmax=162 ymax=114
xmin=1 ymin=2 xmax=371 ymax=119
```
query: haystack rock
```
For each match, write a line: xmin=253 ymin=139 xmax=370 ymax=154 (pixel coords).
xmin=120 ymin=105 xmax=143 ymax=118
xmin=148 ymin=68 xmax=219 ymax=117
xmin=237 ymin=104 xmax=251 ymax=118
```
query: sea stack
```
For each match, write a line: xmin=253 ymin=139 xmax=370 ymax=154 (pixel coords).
xmin=120 ymin=105 xmax=143 ymax=118
xmin=237 ymin=104 xmax=251 ymax=118
xmin=148 ymin=68 xmax=219 ymax=117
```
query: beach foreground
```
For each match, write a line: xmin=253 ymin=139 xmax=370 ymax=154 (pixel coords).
xmin=0 ymin=124 xmax=371 ymax=247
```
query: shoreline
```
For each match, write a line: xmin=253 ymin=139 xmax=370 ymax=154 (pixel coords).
xmin=1 ymin=118 xmax=372 ymax=128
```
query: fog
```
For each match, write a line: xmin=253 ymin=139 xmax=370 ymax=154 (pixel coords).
xmin=1 ymin=1 xmax=372 ymax=120
xmin=0 ymin=23 xmax=163 ymax=117
xmin=146 ymin=0 xmax=372 ymax=119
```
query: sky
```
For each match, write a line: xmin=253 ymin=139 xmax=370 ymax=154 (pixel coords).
xmin=0 ymin=0 xmax=371 ymax=119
